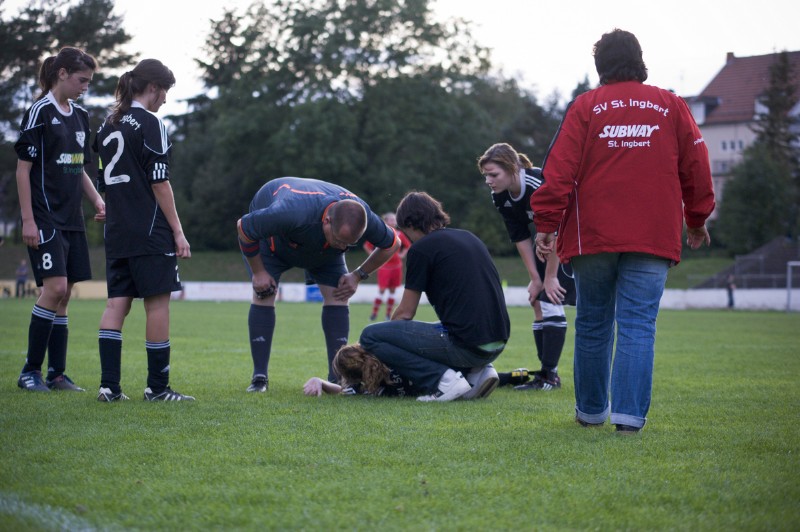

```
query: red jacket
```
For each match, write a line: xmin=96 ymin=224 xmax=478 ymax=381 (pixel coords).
xmin=532 ymin=81 xmax=715 ymax=264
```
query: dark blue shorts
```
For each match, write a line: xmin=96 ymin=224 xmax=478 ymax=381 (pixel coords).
xmin=243 ymin=241 xmax=347 ymax=288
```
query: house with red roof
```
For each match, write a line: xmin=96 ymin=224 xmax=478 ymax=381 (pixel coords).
xmin=687 ymin=51 xmax=800 ymax=218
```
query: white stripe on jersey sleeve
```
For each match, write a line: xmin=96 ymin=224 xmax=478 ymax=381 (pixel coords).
xmin=523 ymin=172 xmax=543 ymax=190
xmin=23 ymin=98 xmax=50 ymax=131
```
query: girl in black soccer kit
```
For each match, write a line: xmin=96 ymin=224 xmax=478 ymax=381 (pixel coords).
xmin=94 ymin=59 xmax=193 ymax=402
xmin=303 ymin=344 xmax=420 ymax=397
xmin=15 ymin=47 xmax=105 ymax=392
xmin=478 ymin=143 xmax=575 ymax=391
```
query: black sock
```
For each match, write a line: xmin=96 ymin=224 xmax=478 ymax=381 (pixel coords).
xmin=248 ymin=305 xmax=275 ymax=378
xmin=321 ymin=305 xmax=349 ymax=382
xmin=146 ymin=340 xmax=170 ymax=393
xmin=541 ymin=318 xmax=567 ymax=373
xmin=99 ymin=330 xmax=123 ymax=393
xmin=532 ymin=321 xmax=543 ymax=364
xmin=46 ymin=315 xmax=68 ymax=380
xmin=22 ymin=305 xmax=56 ymax=373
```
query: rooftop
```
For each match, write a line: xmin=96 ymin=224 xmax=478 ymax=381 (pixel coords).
xmin=693 ymin=50 xmax=800 ymax=125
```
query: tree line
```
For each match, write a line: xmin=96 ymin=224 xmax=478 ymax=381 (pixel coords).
xmin=1 ymin=0 xmax=797 ymax=257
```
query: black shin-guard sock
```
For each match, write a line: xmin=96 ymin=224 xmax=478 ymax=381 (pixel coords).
xmin=540 ymin=320 xmax=567 ymax=373
xmin=146 ymin=340 xmax=170 ymax=393
xmin=46 ymin=315 xmax=69 ymax=380
xmin=321 ymin=305 xmax=349 ymax=382
xmin=248 ymin=305 xmax=276 ymax=378
xmin=23 ymin=305 xmax=56 ymax=373
xmin=532 ymin=321 xmax=544 ymax=365
xmin=99 ymin=330 xmax=123 ymax=393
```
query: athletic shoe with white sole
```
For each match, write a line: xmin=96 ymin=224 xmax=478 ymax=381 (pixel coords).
xmin=462 ymin=364 xmax=499 ymax=400
xmin=246 ymin=374 xmax=269 ymax=393
xmin=144 ymin=387 xmax=195 ymax=401
xmin=514 ymin=370 xmax=561 ymax=391
xmin=416 ymin=369 xmax=471 ymax=402
xmin=17 ymin=370 xmax=50 ymax=392
xmin=46 ymin=374 xmax=85 ymax=391
xmin=97 ymin=387 xmax=130 ymax=402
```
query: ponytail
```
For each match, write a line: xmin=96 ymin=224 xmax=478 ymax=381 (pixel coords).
xmin=109 ymin=59 xmax=176 ymax=123
xmin=36 ymin=47 xmax=97 ymax=100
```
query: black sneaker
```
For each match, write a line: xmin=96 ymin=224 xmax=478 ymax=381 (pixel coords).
xmin=46 ymin=374 xmax=85 ymax=391
xmin=514 ymin=370 xmax=561 ymax=391
xmin=615 ymin=424 xmax=641 ymax=434
xmin=144 ymin=387 xmax=195 ymax=401
xmin=17 ymin=370 xmax=50 ymax=392
xmin=97 ymin=387 xmax=130 ymax=402
xmin=246 ymin=374 xmax=269 ymax=393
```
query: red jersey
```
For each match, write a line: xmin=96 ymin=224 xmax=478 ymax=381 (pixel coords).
xmin=364 ymin=229 xmax=410 ymax=270
xmin=532 ymin=81 xmax=715 ymax=264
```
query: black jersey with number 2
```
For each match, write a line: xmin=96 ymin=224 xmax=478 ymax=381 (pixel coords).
xmin=94 ymin=102 xmax=174 ymax=258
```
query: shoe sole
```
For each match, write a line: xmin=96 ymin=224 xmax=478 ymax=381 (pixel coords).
xmin=18 ymin=382 xmax=50 ymax=392
xmin=462 ymin=376 xmax=499 ymax=400
xmin=48 ymin=384 xmax=85 ymax=391
xmin=417 ymin=380 xmax=471 ymax=402
xmin=513 ymin=383 xmax=561 ymax=391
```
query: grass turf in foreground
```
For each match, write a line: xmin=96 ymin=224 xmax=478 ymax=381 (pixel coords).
xmin=0 ymin=300 xmax=798 ymax=530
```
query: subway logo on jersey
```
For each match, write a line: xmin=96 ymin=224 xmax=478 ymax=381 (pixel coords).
xmin=56 ymin=153 xmax=85 ymax=165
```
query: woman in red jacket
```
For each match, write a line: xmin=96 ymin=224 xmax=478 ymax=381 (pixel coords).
xmin=531 ymin=29 xmax=715 ymax=434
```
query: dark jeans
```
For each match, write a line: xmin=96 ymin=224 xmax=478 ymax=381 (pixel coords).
xmin=359 ymin=320 xmax=501 ymax=393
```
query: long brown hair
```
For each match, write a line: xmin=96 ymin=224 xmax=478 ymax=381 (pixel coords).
xmin=477 ymin=143 xmax=533 ymax=175
xmin=109 ymin=59 xmax=175 ymax=123
xmin=332 ymin=344 xmax=391 ymax=395
xmin=36 ymin=47 xmax=97 ymax=100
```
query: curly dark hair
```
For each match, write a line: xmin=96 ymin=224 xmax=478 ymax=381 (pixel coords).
xmin=395 ymin=191 xmax=450 ymax=234
xmin=593 ymin=29 xmax=648 ymax=85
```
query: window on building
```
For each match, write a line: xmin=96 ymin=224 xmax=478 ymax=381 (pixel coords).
xmin=722 ymin=141 xmax=727 ymax=151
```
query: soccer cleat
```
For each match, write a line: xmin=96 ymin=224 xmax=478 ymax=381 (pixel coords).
xmin=417 ymin=369 xmax=471 ymax=402
xmin=144 ymin=387 xmax=195 ymax=401
xmin=97 ymin=387 xmax=130 ymax=402
xmin=246 ymin=374 xmax=269 ymax=393
xmin=369 ymin=313 xmax=377 ymax=322
xmin=17 ymin=370 xmax=50 ymax=392
xmin=514 ymin=370 xmax=561 ymax=391
xmin=615 ymin=424 xmax=641 ymax=435
xmin=462 ymin=364 xmax=500 ymax=400
xmin=576 ymin=417 xmax=604 ymax=428
xmin=46 ymin=374 xmax=85 ymax=391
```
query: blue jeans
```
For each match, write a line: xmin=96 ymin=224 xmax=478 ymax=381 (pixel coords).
xmin=359 ymin=321 xmax=501 ymax=393
xmin=571 ymin=253 xmax=669 ymax=429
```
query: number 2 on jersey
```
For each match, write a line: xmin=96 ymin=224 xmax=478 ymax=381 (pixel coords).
xmin=102 ymin=131 xmax=131 ymax=185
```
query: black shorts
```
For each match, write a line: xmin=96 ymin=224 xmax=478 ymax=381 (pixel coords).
xmin=535 ymin=252 xmax=576 ymax=306
xmin=28 ymin=229 xmax=92 ymax=286
xmin=106 ymin=254 xmax=182 ymax=298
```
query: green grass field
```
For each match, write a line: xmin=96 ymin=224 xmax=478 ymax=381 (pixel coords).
xmin=0 ymin=244 xmax=733 ymax=288
xmin=1 ymin=300 xmax=798 ymax=531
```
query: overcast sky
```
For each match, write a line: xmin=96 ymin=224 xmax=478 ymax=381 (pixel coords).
xmin=6 ymin=0 xmax=800 ymax=115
